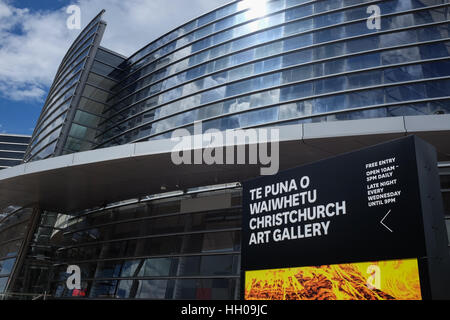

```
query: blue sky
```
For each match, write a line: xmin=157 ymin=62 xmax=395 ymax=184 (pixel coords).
xmin=0 ymin=0 xmax=229 ymax=135
xmin=0 ymin=0 xmax=71 ymax=135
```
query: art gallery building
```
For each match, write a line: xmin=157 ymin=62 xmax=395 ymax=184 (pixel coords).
xmin=0 ymin=0 xmax=449 ymax=299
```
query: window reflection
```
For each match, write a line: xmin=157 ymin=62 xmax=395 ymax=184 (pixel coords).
xmin=102 ymin=29 xmax=450 ymax=145
xmin=48 ymin=190 xmax=242 ymax=299
xmin=104 ymin=35 xmax=450 ymax=145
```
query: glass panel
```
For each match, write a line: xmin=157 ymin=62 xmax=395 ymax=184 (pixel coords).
xmin=30 ymin=138 xmax=58 ymax=161
xmin=170 ymin=278 xmax=237 ymax=300
xmin=139 ymin=258 xmax=172 ymax=277
xmin=91 ymin=61 xmax=116 ymax=78
xmin=120 ymin=260 xmax=141 ymax=277
xmin=89 ymin=280 xmax=117 ymax=298
xmin=74 ymin=110 xmax=103 ymax=128
xmin=64 ymin=136 xmax=94 ymax=153
xmin=82 ymin=84 xmax=110 ymax=102
xmin=0 ymin=143 xmax=27 ymax=152
xmin=0 ymin=258 xmax=16 ymax=276
xmin=136 ymin=280 xmax=169 ymax=299
xmin=0 ymin=136 xmax=30 ymax=144
xmin=94 ymin=261 xmax=122 ymax=278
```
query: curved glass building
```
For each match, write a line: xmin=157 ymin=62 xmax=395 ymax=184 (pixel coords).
xmin=1 ymin=0 xmax=450 ymax=299
xmin=96 ymin=0 xmax=450 ymax=149
xmin=24 ymin=11 xmax=125 ymax=162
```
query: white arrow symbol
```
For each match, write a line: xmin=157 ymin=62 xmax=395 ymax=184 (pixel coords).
xmin=381 ymin=210 xmax=393 ymax=232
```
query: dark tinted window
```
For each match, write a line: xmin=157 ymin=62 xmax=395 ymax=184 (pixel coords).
xmin=0 ymin=151 xmax=24 ymax=159
xmin=0 ymin=159 xmax=21 ymax=167
xmin=0 ymin=136 xmax=30 ymax=144
xmin=95 ymin=49 xmax=125 ymax=68
xmin=1 ymin=143 xmax=27 ymax=152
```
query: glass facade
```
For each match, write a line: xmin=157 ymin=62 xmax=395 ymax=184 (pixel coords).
xmin=23 ymin=11 xmax=110 ymax=162
xmin=93 ymin=0 xmax=450 ymax=148
xmin=10 ymin=187 xmax=242 ymax=299
xmin=23 ymin=0 xmax=450 ymax=158
xmin=60 ymin=48 xmax=126 ymax=154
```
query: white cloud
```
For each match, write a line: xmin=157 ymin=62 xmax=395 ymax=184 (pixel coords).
xmin=76 ymin=0 xmax=230 ymax=57
xmin=0 ymin=0 xmax=230 ymax=102
xmin=0 ymin=81 xmax=46 ymax=101
xmin=0 ymin=1 xmax=76 ymax=102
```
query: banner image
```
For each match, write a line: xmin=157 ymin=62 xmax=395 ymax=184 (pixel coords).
xmin=245 ymin=258 xmax=422 ymax=300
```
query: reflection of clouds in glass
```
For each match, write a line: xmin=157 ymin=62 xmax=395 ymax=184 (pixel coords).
xmin=117 ymin=280 xmax=133 ymax=298
xmin=158 ymin=76 xmax=229 ymax=125
xmin=279 ymin=100 xmax=314 ymax=120
xmin=239 ymin=0 xmax=268 ymax=20
xmin=249 ymin=89 xmax=280 ymax=109
xmin=198 ymin=103 xmax=223 ymax=120
xmin=120 ymin=260 xmax=140 ymax=277
xmin=222 ymin=88 xmax=281 ymax=116
xmin=174 ymin=58 xmax=189 ymax=73
xmin=200 ymin=86 xmax=226 ymax=105
xmin=204 ymin=74 xmax=227 ymax=88
xmin=175 ymin=33 xmax=191 ymax=48
xmin=141 ymin=258 xmax=171 ymax=276
xmin=229 ymin=100 xmax=250 ymax=114
xmin=164 ymin=74 xmax=183 ymax=89
xmin=162 ymin=86 xmax=183 ymax=104
xmin=228 ymin=64 xmax=253 ymax=82
xmin=279 ymin=103 xmax=297 ymax=120
xmin=182 ymin=81 xmax=202 ymax=96
xmin=173 ymin=46 xmax=192 ymax=61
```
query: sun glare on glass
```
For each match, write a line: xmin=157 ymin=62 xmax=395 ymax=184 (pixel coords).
xmin=241 ymin=0 xmax=268 ymax=19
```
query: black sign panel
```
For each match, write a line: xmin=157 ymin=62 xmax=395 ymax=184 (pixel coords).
xmin=241 ymin=136 xmax=428 ymax=272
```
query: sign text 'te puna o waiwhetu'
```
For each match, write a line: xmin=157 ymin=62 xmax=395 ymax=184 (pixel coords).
xmin=247 ymin=176 xmax=347 ymax=245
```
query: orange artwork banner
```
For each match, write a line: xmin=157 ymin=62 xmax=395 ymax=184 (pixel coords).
xmin=245 ymin=258 xmax=422 ymax=300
